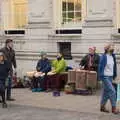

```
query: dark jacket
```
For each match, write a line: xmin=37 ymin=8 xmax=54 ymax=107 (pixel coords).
xmin=80 ymin=53 xmax=100 ymax=71
xmin=98 ymin=53 xmax=117 ymax=80
xmin=36 ymin=58 xmax=51 ymax=73
xmin=0 ymin=47 xmax=16 ymax=71
xmin=0 ymin=60 xmax=10 ymax=84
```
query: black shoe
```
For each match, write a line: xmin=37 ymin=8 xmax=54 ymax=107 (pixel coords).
xmin=2 ymin=103 xmax=7 ymax=108
xmin=7 ymin=98 xmax=15 ymax=101
xmin=100 ymin=106 xmax=109 ymax=113
xmin=0 ymin=100 xmax=2 ymax=103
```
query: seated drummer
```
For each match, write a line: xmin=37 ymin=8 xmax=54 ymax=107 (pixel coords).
xmin=32 ymin=51 xmax=51 ymax=92
xmin=46 ymin=53 xmax=66 ymax=92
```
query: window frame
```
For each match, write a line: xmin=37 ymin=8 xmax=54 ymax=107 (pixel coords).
xmin=62 ymin=0 xmax=82 ymax=25
xmin=53 ymin=0 xmax=87 ymax=30
xmin=2 ymin=0 xmax=28 ymax=30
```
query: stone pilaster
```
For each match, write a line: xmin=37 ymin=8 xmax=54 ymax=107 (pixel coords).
xmin=81 ymin=0 xmax=114 ymax=53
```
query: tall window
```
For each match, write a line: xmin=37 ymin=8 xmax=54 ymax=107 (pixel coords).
xmin=62 ymin=0 xmax=82 ymax=25
xmin=14 ymin=0 xmax=28 ymax=28
xmin=3 ymin=0 xmax=28 ymax=29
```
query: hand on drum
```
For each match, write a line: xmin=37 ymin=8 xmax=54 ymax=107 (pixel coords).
xmin=34 ymin=72 xmax=44 ymax=77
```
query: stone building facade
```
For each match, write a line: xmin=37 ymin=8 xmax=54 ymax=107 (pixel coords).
xmin=0 ymin=0 xmax=120 ymax=77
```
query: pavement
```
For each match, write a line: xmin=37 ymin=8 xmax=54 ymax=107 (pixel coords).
xmin=0 ymin=88 xmax=120 ymax=120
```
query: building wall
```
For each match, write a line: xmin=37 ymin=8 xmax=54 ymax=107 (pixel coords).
xmin=0 ymin=0 xmax=120 ymax=77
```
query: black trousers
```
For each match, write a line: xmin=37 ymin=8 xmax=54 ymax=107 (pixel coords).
xmin=0 ymin=83 xmax=6 ymax=103
xmin=32 ymin=76 xmax=46 ymax=90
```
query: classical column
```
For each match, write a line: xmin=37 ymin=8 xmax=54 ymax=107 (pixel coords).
xmin=81 ymin=0 xmax=115 ymax=53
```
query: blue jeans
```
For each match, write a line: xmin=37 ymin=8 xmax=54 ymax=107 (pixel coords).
xmin=101 ymin=76 xmax=116 ymax=107
xmin=6 ymin=76 xmax=12 ymax=99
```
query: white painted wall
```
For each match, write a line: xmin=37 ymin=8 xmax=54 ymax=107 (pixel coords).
xmin=0 ymin=0 xmax=120 ymax=78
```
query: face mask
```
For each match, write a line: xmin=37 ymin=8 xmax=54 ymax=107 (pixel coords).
xmin=109 ymin=49 xmax=114 ymax=54
xmin=57 ymin=56 xmax=62 ymax=60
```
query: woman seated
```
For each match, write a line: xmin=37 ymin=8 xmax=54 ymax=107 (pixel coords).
xmin=46 ymin=53 xmax=67 ymax=92
xmin=32 ymin=51 xmax=51 ymax=92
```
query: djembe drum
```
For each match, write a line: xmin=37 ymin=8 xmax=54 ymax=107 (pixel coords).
xmin=86 ymin=71 xmax=97 ymax=89
xmin=75 ymin=70 xmax=87 ymax=90
xmin=68 ymin=70 xmax=76 ymax=84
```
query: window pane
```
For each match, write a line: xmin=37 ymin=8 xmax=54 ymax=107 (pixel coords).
xmin=75 ymin=0 xmax=81 ymax=11
xmin=62 ymin=2 xmax=66 ymax=11
xmin=67 ymin=18 xmax=72 ymax=22
xmin=68 ymin=2 xmax=74 ymax=11
xmin=59 ymin=42 xmax=72 ymax=60
xmin=68 ymin=12 xmax=74 ymax=18
xmin=75 ymin=12 xmax=81 ymax=18
xmin=62 ymin=19 xmax=66 ymax=24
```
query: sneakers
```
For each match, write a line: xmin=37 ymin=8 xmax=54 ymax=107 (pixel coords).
xmin=37 ymin=88 xmax=44 ymax=92
xmin=32 ymin=88 xmax=44 ymax=92
xmin=32 ymin=88 xmax=37 ymax=92
xmin=7 ymin=98 xmax=15 ymax=101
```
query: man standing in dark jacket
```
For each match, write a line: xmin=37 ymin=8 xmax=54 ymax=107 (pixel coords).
xmin=0 ymin=39 xmax=16 ymax=101
xmin=32 ymin=51 xmax=51 ymax=92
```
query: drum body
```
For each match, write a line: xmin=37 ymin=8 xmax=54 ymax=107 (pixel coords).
xmin=76 ymin=70 xmax=87 ymax=90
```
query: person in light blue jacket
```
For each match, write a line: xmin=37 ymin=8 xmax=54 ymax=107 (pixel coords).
xmin=98 ymin=44 xmax=119 ymax=114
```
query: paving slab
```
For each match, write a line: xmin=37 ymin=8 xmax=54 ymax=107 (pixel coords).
xmin=0 ymin=89 xmax=119 ymax=120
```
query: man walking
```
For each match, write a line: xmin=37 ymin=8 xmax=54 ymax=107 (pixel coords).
xmin=99 ymin=44 xmax=119 ymax=114
xmin=1 ymin=39 xmax=17 ymax=101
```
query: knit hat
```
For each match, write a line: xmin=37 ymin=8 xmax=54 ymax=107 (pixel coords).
xmin=89 ymin=47 xmax=94 ymax=51
xmin=40 ymin=51 xmax=47 ymax=56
